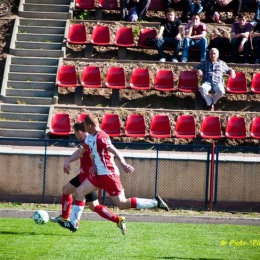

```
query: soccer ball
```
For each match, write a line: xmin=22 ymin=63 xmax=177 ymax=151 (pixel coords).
xmin=33 ymin=210 xmax=49 ymax=225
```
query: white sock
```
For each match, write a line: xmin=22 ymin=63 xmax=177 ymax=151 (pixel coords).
xmin=70 ymin=204 xmax=84 ymax=228
xmin=135 ymin=198 xmax=157 ymax=209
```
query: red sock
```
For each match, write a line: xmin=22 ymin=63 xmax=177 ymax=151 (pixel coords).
xmin=94 ymin=205 xmax=119 ymax=223
xmin=62 ymin=194 xmax=73 ymax=219
xmin=130 ymin=197 xmax=137 ymax=208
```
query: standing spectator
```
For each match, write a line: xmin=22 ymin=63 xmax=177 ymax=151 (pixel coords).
xmin=252 ymin=20 xmax=260 ymax=64
xmin=250 ymin=0 xmax=260 ymax=26
xmin=230 ymin=13 xmax=252 ymax=64
xmin=163 ymin=0 xmax=192 ymax=23
xmin=120 ymin=0 xmax=151 ymax=21
xmin=155 ymin=8 xmax=183 ymax=62
xmin=193 ymin=48 xmax=236 ymax=111
xmin=181 ymin=14 xmax=207 ymax=63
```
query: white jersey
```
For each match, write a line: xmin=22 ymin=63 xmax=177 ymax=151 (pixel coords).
xmin=82 ymin=130 xmax=119 ymax=175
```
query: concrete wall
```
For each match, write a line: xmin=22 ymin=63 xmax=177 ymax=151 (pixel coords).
xmin=0 ymin=151 xmax=259 ymax=203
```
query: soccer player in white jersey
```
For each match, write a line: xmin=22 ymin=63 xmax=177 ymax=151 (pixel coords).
xmin=58 ymin=114 xmax=169 ymax=233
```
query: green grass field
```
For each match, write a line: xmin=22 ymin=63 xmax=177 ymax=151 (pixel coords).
xmin=0 ymin=218 xmax=259 ymax=260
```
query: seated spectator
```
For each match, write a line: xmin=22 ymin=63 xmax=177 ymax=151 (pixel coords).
xmin=205 ymin=0 xmax=255 ymax=24
xmin=250 ymin=0 xmax=260 ymax=26
xmin=120 ymin=0 xmax=151 ymax=21
xmin=163 ymin=0 xmax=192 ymax=23
xmin=252 ymin=20 xmax=260 ymax=64
xmin=230 ymin=13 xmax=252 ymax=64
xmin=193 ymin=48 xmax=236 ymax=111
xmin=190 ymin=0 xmax=204 ymax=18
xmin=155 ymin=8 xmax=183 ymax=62
xmin=181 ymin=14 xmax=207 ymax=63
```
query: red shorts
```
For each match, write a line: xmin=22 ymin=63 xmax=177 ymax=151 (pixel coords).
xmin=87 ymin=173 xmax=123 ymax=196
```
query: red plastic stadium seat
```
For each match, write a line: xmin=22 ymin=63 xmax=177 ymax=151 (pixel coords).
xmin=81 ymin=66 xmax=102 ymax=88
xmin=56 ymin=65 xmax=78 ymax=88
xmin=75 ymin=0 xmax=95 ymax=9
xmin=178 ymin=71 xmax=198 ymax=93
xmin=175 ymin=115 xmax=196 ymax=139
xmin=101 ymin=114 xmax=121 ymax=137
xmin=67 ymin=24 xmax=87 ymax=45
xmin=125 ymin=114 xmax=146 ymax=137
xmin=137 ymin=28 xmax=157 ymax=49
xmin=200 ymin=116 xmax=221 ymax=139
xmin=76 ymin=113 xmax=88 ymax=122
xmin=148 ymin=0 xmax=163 ymax=10
xmin=250 ymin=117 xmax=260 ymax=139
xmin=130 ymin=68 xmax=150 ymax=90
xmin=105 ymin=67 xmax=126 ymax=89
xmin=154 ymin=69 xmax=174 ymax=91
xmin=150 ymin=115 xmax=171 ymax=138
xmin=251 ymin=72 xmax=260 ymax=94
xmin=226 ymin=72 xmax=247 ymax=94
xmin=50 ymin=114 xmax=71 ymax=136
xmin=225 ymin=116 xmax=247 ymax=139
xmin=91 ymin=25 xmax=110 ymax=46
xmin=98 ymin=0 xmax=118 ymax=9
xmin=115 ymin=27 xmax=134 ymax=47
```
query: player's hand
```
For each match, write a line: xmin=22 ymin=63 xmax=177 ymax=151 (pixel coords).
xmin=122 ymin=163 xmax=134 ymax=174
xmin=64 ymin=160 xmax=71 ymax=174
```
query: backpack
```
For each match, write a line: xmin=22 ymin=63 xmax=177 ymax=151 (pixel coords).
xmin=128 ymin=6 xmax=138 ymax=22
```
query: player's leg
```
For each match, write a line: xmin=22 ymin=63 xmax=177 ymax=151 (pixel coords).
xmin=50 ymin=177 xmax=78 ymax=223
xmin=57 ymin=178 xmax=98 ymax=232
xmin=102 ymin=174 xmax=170 ymax=211
xmin=87 ymin=192 xmax=126 ymax=235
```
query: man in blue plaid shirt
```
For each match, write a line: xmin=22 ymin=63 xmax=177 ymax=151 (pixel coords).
xmin=193 ymin=48 xmax=236 ymax=111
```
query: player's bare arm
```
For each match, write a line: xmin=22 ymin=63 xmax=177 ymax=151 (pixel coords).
xmin=64 ymin=147 xmax=86 ymax=174
xmin=107 ymin=145 xmax=134 ymax=173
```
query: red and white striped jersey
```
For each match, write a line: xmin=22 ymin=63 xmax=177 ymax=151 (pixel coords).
xmin=82 ymin=130 xmax=120 ymax=175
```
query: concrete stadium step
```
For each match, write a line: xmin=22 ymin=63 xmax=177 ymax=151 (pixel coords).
xmin=6 ymin=89 xmax=54 ymax=98
xmin=16 ymin=33 xmax=64 ymax=43
xmin=19 ymin=18 xmax=66 ymax=27
xmin=18 ymin=26 xmax=65 ymax=34
xmin=15 ymin=41 xmax=63 ymax=50
xmin=11 ymin=57 xmax=59 ymax=66
xmin=2 ymin=96 xmax=54 ymax=105
xmin=0 ymin=112 xmax=49 ymax=121
xmin=11 ymin=48 xmax=63 ymax=57
xmin=0 ymin=120 xmax=47 ymax=130
xmin=10 ymin=64 xmax=58 ymax=73
xmin=0 ymin=128 xmax=46 ymax=139
xmin=8 ymin=73 xmax=56 ymax=82
xmin=19 ymin=0 xmax=73 ymax=20
xmin=6 ymin=81 xmax=55 ymax=90
xmin=0 ymin=104 xmax=50 ymax=114
xmin=0 ymin=104 xmax=50 ymax=138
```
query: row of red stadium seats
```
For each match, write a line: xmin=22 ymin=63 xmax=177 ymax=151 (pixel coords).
xmin=66 ymin=23 xmax=157 ymax=48
xmin=56 ymin=65 xmax=260 ymax=94
xmin=49 ymin=113 xmax=260 ymax=140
